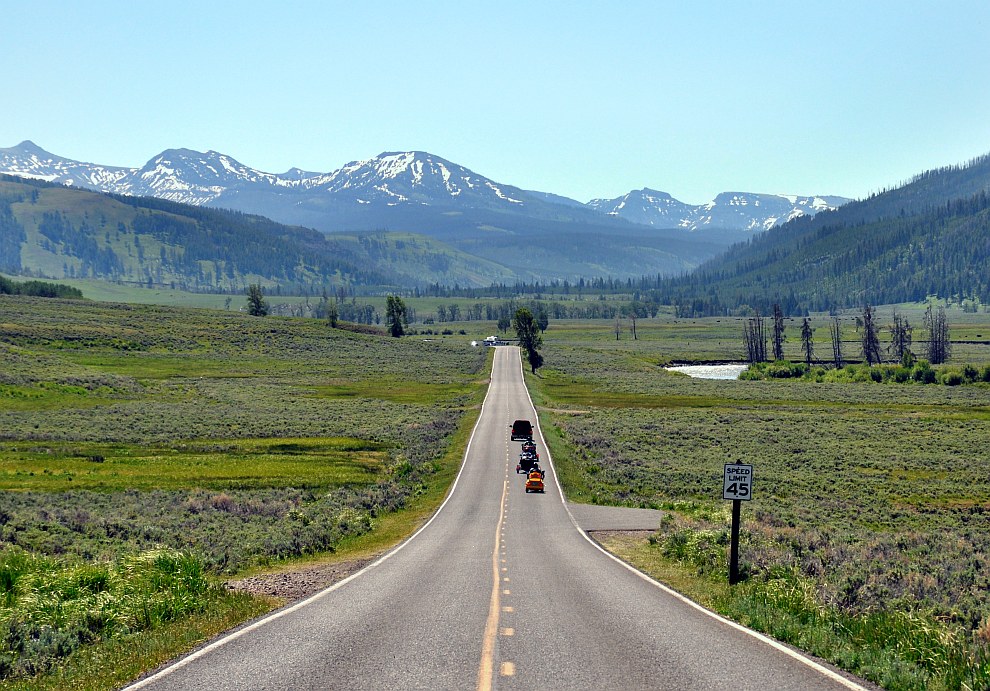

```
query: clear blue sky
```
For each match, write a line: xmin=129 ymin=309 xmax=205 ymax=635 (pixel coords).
xmin=4 ymin=1 xmax=989 ymax=205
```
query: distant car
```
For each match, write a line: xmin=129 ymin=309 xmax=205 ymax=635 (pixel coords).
xmin=525 ymin=470 xmax=545 ymax=493
xmin=521 ymin=440 xmax=537 ymax=454
xmin=511 ymin=419 xmax=533 ymax=441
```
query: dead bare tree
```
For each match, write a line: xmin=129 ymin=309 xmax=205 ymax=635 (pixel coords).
xmin=861 ymin=304 xmax=882 ymax=365
xmin=801 ymin=317 xmax=814 ymax=366
xmin=772 ymin=303 xmax=785 ymax=361
xmin=830 ymin=317 xmax=843 ymax=368
xmin=888 ymin=310 xmax=913 ymax=363
xmin=743 ymin=311 xmax=767 ymax=364
xmin=924 ymin=304 xmax=951 ymax=364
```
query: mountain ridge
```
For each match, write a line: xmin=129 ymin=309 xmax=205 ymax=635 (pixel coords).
xmin=0 ymin=141 xmax=847 ymax=235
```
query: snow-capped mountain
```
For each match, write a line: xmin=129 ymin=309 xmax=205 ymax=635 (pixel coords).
xmin=0 ymin=142 xmax=532 ymax=207
xmin=299 ymin=151 xmax=531 ymax=209
xmin=588 ymin=189 xmax=696 ymax=228
xmin=0 ymin=141 xmax=848 ymax=234
xmin=589 ymin=188 xmax=851 ymax=231
xmin=0 ymin=140 xmax=132 ymax=189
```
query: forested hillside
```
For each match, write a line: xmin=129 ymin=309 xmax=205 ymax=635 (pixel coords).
xmin=0 ymin=176 xmax=517 ymax=291
xmin=658 ymin=154 xmax=990 ymax=316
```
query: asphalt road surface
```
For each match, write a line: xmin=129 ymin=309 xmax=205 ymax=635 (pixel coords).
xmin=127 ymin=347 xmax=869 ymax=690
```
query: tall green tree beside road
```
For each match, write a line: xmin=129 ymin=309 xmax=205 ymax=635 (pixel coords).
xmin=386 ymin=295 xmax=407 ymax=337
xmin=246 ymin=284 xmax=269 ymax=316
xmin=513 ymin=308 xmax=544 ymax=373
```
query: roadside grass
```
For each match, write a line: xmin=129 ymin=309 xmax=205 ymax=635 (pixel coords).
xmin=0 ymin=353 xmax=493 ymax=691
xmin=598 ymin=533 xmax=990 ymax=691
xmin=0 ymin=546 xmax=272 ymax=691
xmin=0 ymin=571 xmax=270 ymax=691
xmin=0 ymin=295 xmax=492 ymax=686
xmin=282 ymin=368 xmax=491 ymax=568
xmin=526 ymin=332 xmax=990 ymax=689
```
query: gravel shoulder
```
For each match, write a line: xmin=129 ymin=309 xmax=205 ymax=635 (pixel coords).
xmin=226 ymin=554 xmax=381 ymax=602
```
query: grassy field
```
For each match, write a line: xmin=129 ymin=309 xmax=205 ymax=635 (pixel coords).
xmin=5 ymin=292 xmax=990 ymax=688
xmin=0 ymin=294 xmax=490 ymax=686
xmin=526 ymin=312 xmax=990 ymax=690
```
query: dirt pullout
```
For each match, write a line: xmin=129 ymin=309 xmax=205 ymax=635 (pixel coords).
xmin=226 ymin=555 xmax=380 ymax=602
xmin=566 ymin=502 xmax=663 ymax=532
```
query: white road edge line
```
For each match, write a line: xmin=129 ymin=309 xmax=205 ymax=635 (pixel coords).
xmin=515 ymin=348 xmax=868 ymax=691
xmin=124 ymin=348 xmax=501 ymax=690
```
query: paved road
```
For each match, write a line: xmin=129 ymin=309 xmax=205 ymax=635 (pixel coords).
xmin=127 ymin=347 xmax=868 ymax=690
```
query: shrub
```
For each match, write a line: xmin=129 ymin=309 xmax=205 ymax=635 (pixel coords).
xmin=912 ymin=360 xmax=936 ymax=383
xmin=941 ymin=371 xmax=965 ymax=386
xmin=892 ymin=366 xmax=912 ymax=383
xmin=962 ymin=364 xmax=980 ymax=383
xmin=0 ymin=547 xmax=221 ymax=680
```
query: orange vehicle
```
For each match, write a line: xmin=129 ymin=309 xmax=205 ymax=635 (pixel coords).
xmin=525 ymin=469 xmax=545 ymax=493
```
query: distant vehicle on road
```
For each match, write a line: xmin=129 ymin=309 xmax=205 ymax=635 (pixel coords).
xmin=525 ymin=470 xmax=545 ymax=493
xmin=521 ymin=440 xmax=536 ymax=454
xmin=511 ymin=419 xmax=533 ymax=441
xmin=516 ymin=452 xmax=540 ymax=474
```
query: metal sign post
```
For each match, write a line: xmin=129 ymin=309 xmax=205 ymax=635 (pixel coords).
xmin=723 ymin=462 xmax=753 ymax=585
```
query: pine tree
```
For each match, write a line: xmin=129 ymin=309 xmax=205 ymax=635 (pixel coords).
xmin=246 ymin=284 xmax=269 ymax=317
xmin=385 ymin=295 xmax=407 ymax=337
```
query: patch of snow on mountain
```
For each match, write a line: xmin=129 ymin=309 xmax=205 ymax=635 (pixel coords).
xmin=375 ymin=184 xmax=408 ymax=202
xmin=438 ymin=162 xmax=452 ymax=186
xmin=376 ymin=152 xmax=415 ymax=179
xmin=485 ymin=181 xmax=523 ymax=203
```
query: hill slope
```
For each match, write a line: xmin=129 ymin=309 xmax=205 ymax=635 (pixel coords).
xmin=656 ymin=153 xmax=990 ymax=315
xmin=0 ymin=175 xmax=523 ymax=290
xmin=0 ymin=174 xmax=730 ymax=286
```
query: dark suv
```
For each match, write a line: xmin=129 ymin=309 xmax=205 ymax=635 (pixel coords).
xmin=510 ymin=419 xmax=533 ymax=441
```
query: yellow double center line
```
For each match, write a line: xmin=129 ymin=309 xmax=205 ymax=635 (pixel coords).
xmin=477 ymin=464 xmax=510 ymax=689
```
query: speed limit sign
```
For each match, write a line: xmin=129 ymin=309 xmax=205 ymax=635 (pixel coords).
xmin=723 ymin=464 xmax=753 ymax=501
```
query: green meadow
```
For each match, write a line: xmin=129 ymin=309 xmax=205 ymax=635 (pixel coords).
xmin=0 ymin=294 xmax=489 ymax=686
xmin=5 ymin=292 xmax=990 ymax=689
xmin=527 ymin=312 xmax=990 ymax=690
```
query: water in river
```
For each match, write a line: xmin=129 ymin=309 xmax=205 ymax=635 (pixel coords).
xmin=665 ymin=364 xmax=748 ymax=380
